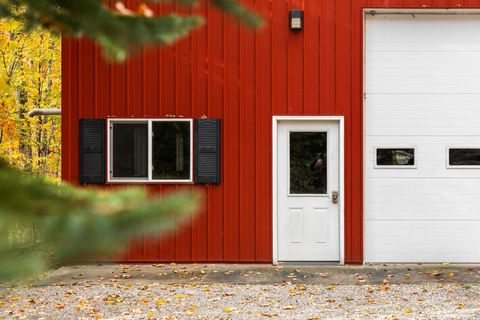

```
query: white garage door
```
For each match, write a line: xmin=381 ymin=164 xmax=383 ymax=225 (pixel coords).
xmin=365 ymin=13 xmax=480 ymax=262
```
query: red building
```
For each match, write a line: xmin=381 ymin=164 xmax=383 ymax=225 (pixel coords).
xmin=63 ymin=1 xmax=480 ymax=264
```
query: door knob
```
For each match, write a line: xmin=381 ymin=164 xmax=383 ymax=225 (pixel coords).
xmin=332 ymin=191 xmax=339 ymax=204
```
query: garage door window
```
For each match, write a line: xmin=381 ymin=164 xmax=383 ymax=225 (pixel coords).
xmin=375 ymin=148 xmax=416 ymax=168
xmin=448 ymin=148 xmax=480 ymax=168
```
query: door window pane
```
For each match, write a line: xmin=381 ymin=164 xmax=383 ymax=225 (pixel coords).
xmin=112 ymin=123 xmax=148 ymax=178
xmin=152 ymin=121 xmax=191 ymax=180
xmin=449 ymin=148 xmax=480 ymax=166
xmin=376 ymin=148 xmax=415 ymax=166
xmin=289 ymin=132 xmax=327 ymax=194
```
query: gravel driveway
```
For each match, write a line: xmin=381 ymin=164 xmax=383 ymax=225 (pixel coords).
xmin=1 ymin=264 xmax=480 ymax=319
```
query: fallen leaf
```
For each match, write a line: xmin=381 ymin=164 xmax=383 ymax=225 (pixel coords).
xmin=261 ymin=312 xmax=279 ymax=317
xmin=403 ymin=309 xmax=413 ymax=313
xmin=448 ymin=272 xmax=455 ymax=277
xmin=283 ymin=305 xmax=295 ymax=310
xmin=104 ymin=295 xmax=123 ymax=305
xmin=224 ymin=306 xmax=237 ymax=313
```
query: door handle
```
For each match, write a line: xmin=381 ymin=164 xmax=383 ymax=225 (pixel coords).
xmin=332 ymin=191 xmax=339 ymax=204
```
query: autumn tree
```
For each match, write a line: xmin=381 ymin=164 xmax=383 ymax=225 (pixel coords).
xmin=0 ymin=19 xmax=60 ymax=179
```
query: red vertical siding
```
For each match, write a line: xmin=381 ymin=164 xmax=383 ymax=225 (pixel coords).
xmin=255 ymin=0 xmax=273 ymax=261
xmin=62 ymin=0 xmax=480 ymax=263
xmin=223 ymin=11 xmax=241 ymax=261
xmin=190 ymin=2 xmax=209 ymax=261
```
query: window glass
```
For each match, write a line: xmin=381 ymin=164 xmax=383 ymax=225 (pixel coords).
xmin=376 ymin=148 xmax=415 ymax=166
xmin=152 ymin=121 xmax=191 ymax=180
xmin=449 ymin=148 xmax=480 ymax=166
xmin=289 ymin=132 xmax=327 ymax=194
xmin=112 ymin=123 xmax=148 ymax=178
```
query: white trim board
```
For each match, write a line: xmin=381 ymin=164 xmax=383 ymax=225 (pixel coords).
xmin=272 ymin=116 xmax=345 ymax=265
xmin=365 ymin=8 xmax=480 ymax=15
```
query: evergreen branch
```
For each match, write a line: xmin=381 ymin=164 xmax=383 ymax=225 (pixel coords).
xmin=0 ymin=0 xmax=262 ymax=60
xmin=0 ymin=159 xmax=200 ymax=281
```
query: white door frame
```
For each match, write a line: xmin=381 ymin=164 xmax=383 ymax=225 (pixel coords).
xmin=272 ymin=116 xmax=345 ymax=264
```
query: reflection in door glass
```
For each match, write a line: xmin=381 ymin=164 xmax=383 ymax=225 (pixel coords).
xmin=289 ymin=132 xmax=327 ymax=194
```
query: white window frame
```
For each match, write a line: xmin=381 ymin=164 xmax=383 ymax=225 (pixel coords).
xmin=373 ymin=146 xmax=418 ymax=169
xmin=446 ymin=146 xmax=480 ymax=169
xmin=107 ymin=118 xmax=193 ymax=183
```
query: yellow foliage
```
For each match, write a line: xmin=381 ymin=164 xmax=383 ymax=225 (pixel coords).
xmin=0 ymin=19 xmax=61 ymax=180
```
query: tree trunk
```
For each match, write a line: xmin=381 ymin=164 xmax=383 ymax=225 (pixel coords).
xmin=16 ymin=85 xmax=32 ymax=172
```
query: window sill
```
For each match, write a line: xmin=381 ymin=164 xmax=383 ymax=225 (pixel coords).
xmin=106 ymin=180 xmax=194 ymax=185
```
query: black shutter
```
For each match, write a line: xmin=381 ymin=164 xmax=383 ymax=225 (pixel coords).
xmin=194 ymin=119 xmax=221 ymax=184
xmin=79 ymin=119 xmax=106 ymax=184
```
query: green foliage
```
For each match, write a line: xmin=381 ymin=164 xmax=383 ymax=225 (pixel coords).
xmin=0 ymin=159 xmax=200 ymax=281
xmin=0 ymin=0 xmax=262 ymax=60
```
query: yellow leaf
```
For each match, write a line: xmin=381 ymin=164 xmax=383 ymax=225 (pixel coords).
xmin=147 ymin=311 xmax=154 ymax=318
xmin=156 ymin=298 xmax=164 ymax=305
xmin=224 ymin=306 xmax=237 ymax=313
xmin=261 ymin=312 xmax=279 ymax=317
xmin=175 ymin=294 xmax=185 ymax=299
xmin=448 ymin=272 xmax=455 ymax=277
xmin=296 ymin=284 xmax=306 ymax=291
xmin=326 ymin=284 xmax=335 ymax=290
xmin=403 ymin=309 xmax=413 ymax=313
xmin=457 ymin=303 xmax=465 ymax=309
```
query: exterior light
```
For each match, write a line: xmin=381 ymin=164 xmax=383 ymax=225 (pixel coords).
xmin=289 ymin=9 xmax=303 ymax=31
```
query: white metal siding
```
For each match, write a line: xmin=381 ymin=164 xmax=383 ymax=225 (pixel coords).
xmin=365 ymin=14 xmax=480 ymax=262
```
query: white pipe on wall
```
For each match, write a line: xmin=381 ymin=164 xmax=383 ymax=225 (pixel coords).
xmin=27 ymin=109 xmax=61 ymax=117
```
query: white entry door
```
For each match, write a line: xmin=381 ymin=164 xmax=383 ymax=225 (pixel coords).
xmin=277 ymin=121 xmax=340 ymax=261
